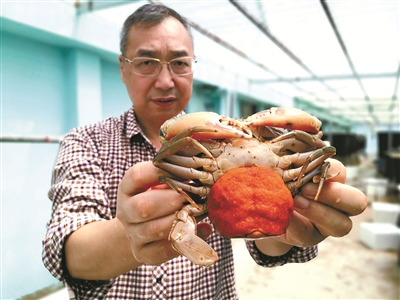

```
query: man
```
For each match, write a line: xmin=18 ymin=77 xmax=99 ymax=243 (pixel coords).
xmin=43 ymin=4 xmax=367 ymax=299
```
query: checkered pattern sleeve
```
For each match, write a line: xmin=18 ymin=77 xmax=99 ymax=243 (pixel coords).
xmin=246 ymin=241 xmax=318 ymax=267
xmin=42 ymin=125 xmax=118 ymax=296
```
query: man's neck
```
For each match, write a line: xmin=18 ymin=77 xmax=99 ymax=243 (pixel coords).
xmin=136 ymin=114 xmax=163 ymax=151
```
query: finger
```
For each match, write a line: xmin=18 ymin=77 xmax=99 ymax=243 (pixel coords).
xmin=301 ymin=181 xmax=367 ymax=216
xmin=127 ymin=214 xmax=176 ymax=249
xmin=122 ymin=188 xmax=185 ymax=223
xmin=133 ymin=239 xmax=179 ymax=265
xmin=325 ymin=158 xmax=346 ymax=183
xmin=119 ymin=161 xmax=169 ymax=196
xmin=279 ymin=211 xmax=325 ymax=247
xmin=294 ymin=194 xmax=353 ymax=237
xmin=128 ymin=214 xmax=181 ymax=265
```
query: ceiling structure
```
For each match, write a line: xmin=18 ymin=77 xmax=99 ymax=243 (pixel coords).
xmin=75 ymin=0 xmax=399 ymax=130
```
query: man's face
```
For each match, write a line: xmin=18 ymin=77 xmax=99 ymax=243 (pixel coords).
xmin=120 ymin=17 xmax=194 ymax=127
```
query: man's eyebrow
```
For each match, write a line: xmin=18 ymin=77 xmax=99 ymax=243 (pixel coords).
xmin=171 ymin=50 xmax=190 ymax=58
xmin=135 ymin=49 xmax=190 ymax=58
xmin=136 ymin=49 xmax=157 ymax=57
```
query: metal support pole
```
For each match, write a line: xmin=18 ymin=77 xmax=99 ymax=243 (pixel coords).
xmin=0 ymin=135 xmax=63 ymax=143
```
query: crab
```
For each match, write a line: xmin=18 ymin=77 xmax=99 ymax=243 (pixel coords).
xmin=152 ymin=107 xmax=336 ymax=266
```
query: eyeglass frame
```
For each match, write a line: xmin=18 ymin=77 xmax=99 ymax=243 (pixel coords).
xmin=122 ymin=56 xmax=197 ymax=77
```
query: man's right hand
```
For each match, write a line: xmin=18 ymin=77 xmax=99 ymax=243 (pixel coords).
xmin=117 ymin=161 xmax=187 ymax=265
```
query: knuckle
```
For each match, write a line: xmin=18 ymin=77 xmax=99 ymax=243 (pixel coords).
xmin=297 ymin=222 xmax=310 ymax=238
xmin=136 ymin=195 xmax=151 ymax=219
xmin=291 ymin=224 xmax=313 ymax=247
xmin=148 ymin=219 xmax=164 ymax=237
xmin=129 ymin=164 xmax=142 ymax=185
xmin=133 ymin=250 xmax=145 ymax=264
xmin=116 ymin=203 xmax=133 ymax=227
xmin=125 ymin=225 xmax=138 ymax=242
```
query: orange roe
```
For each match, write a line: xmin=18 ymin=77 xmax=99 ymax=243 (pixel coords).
xmin=207 ymin=166 xmax=294 ymax=238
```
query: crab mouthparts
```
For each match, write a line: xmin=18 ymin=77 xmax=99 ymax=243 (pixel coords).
xmin=219 ymin=118 xmax=253 ymax=138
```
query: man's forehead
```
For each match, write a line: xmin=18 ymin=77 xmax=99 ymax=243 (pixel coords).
xmin=126 ymin=18 xmax=193 ymax=57
xmin=129 ymin=16 xmax=188 ymax=35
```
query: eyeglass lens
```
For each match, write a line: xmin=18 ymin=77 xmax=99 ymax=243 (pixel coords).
xmin=132 ymin=57 xmax=195 ymax=76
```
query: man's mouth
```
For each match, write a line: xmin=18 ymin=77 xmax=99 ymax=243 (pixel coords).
xmin=153 ymin=97 xmax=176 ymax=106
xmin=153 ymin=97 xmax=176 ymax=103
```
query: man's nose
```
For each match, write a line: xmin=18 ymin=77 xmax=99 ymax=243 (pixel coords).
xmin=154 ymin=64 xmax=175 ymax=90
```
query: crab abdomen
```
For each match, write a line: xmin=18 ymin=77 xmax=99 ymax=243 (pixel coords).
xmin=207 ymin=166 xmax=294 ymax=238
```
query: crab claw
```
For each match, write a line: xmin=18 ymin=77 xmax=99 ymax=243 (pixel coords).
xmin=169 ymin=205 xmax=219 ymax=266
xmin=160 ymin=112 xmax=253 ymax=140
xmin=244 ymin=107 xmax=322 ymax=133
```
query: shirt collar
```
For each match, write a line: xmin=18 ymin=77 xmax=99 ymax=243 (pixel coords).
xmin=124 ymin=107 xmax=186 ymax=140
xmin=125 ymin=106 xmax=143 ymax=139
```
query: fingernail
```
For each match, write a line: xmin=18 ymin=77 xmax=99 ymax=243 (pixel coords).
xmin=294 ymin=195 xmax=310 ymax=209
xmin=300 ymin=183 xmax=317 ymax=199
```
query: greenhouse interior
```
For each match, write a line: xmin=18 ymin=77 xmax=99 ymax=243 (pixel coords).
xmin=1 ymin=0 xmax=399 ymax=299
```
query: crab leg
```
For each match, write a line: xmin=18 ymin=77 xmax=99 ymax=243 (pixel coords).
xmin=294 ymin=146 xmax=336 ymax=189
xmin=285 ymin=165 xmax=325 ymax=194
xmin=271 ymin=130 xmax=327 ymax=150
xmin=164 ymin=155 xmax=216 ymax=170
xmin=155 ymin=129 xmax=216 ymax=162
xmin=281 ymin=147 xmax=336 ymax=200
xmin=313 ymin=161 xmax=331 ymax=200
xmin=160 ymin=176 xmax=211 ymax=199
xmin=285 ymin=160 xmax=336 ymax=201
xmin=158 ymin=160 xmax=217 ymax=185
xmin=159 ymin=176 xmax=203 ymax=209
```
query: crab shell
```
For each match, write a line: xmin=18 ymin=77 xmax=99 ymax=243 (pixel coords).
xmin=153 ymin=107 xmax=335 ymax=266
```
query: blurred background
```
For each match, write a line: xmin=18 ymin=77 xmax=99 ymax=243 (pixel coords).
xmin=1 ymin=0 xmax=399 ymax=299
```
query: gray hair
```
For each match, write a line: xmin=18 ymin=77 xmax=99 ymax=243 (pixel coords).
xmin=120 ymin=4 xmax=193 ymax=55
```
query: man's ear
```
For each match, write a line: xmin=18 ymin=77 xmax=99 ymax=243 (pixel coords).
xmin=119 ymin=55 xmax=126 ymax=84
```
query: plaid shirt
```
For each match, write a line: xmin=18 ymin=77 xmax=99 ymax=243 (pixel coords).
xmin=42 ymin=107 xmax=317 ymax=300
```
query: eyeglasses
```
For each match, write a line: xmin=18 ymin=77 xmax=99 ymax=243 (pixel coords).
xmin=122 ymin=56 xmax=197 ymax=76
